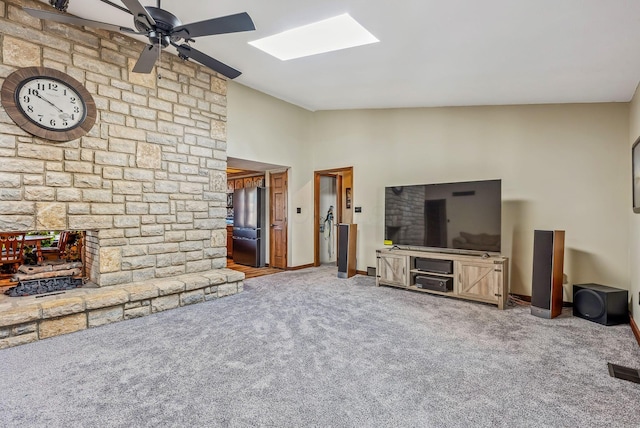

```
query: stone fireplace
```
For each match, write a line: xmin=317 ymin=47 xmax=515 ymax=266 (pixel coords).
xmin=0 ymin=0 xmax=243 ymax=348
xmin=0 ymin=0 xmax=229 ymax=287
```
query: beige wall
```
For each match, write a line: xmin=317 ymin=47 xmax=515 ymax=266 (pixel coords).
xmin=629 ymin=85 xmax=640 ymax=320
xmin=228 ymin=86 xmax=632 ymax=299
xmin=226 ymin=83 xmax=313 ymax=266
xmin=310 ymin=105 xmax=630 ymax=297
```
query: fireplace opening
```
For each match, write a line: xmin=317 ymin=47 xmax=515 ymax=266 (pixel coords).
xmin=1 ymin=230 xmax=86 ymax=297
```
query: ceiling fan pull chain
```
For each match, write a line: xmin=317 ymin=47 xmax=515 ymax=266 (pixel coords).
xmin=157 ymin=39 xmax=162 ymax=80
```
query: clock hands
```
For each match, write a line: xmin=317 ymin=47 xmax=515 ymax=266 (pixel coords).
xmin=29 ymin=89 xmax=74 ymax=120
xmin=31 ymin=90 xmax=64 ymax=113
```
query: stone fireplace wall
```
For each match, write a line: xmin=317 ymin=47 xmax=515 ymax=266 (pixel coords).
xmin=0 ymin=0 xmax=229 ymax=286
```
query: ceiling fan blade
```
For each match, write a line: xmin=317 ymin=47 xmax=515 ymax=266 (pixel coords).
xmin=171 ymin=12 xmax=255 ymax=39
xmin=132 ymin=44 xmax=159 ymax=73
xmin=23 ymin=8 xmax=139 ymax=34
xmin=121 ymin=0 xmax=156 ymax=28
xmin=174 ymin=44 xmax=241 ymax=79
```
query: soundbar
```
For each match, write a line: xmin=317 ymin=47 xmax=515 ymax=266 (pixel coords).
xmin=414 ymin=257 xmax=453 ymax=274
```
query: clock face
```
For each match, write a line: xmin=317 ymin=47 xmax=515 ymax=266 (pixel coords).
xmin=17 ymin=77 xmax=86 ymax=131
xmin=1 ymin=67 xmax=96 ymax=142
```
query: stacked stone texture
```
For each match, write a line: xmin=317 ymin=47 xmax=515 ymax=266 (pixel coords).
xmin=0 ymin=0 xmax=230 ymax=286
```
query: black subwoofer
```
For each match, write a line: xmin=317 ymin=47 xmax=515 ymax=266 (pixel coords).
xmin=573 ymin=283 xmax=628 ymax=326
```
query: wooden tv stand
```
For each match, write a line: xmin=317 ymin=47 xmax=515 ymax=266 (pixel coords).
xmin=376 ymin=248 xmax=509 ymax=309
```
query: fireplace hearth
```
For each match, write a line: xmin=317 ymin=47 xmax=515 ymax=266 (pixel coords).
xmin=5 ymin=261 xmax=84 ymax=297
xmin=6 ymin=276 xmax=83 ymax=297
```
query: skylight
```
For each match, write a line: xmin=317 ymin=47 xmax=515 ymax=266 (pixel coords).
xmin=248 ymin=14 xmax=379 ymax=61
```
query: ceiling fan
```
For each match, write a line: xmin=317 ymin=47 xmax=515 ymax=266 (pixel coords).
xmin=24 ymin=0 xmax=255 ymax=79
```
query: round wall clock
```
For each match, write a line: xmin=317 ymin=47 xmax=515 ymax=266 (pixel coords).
xmin=1 ymin=67 xmax=96 ymax=142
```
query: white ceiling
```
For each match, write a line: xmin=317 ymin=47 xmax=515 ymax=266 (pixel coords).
xmin=37 ymin=0 xmax=640 ymax=111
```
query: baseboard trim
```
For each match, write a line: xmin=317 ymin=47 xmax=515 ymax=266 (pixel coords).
xmin=356 ymin=270 xmax=367 ymax=276
xmin=510 ymin=293 xmax=572 ymax=307
xmin=631 ymin=315 xmax=640 ymax=347
xmin=510 ymin=293 xmax=531 ymax=303
xmin=287 ymin=263 xmax=314 ymax=271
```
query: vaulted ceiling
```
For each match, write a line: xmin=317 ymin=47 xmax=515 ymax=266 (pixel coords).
xmin=36 ymin=0 xmax=640 ymax=111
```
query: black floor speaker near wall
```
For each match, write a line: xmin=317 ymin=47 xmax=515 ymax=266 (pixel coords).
xmin=573 ymin=283 xmax=629 ymax=326
xmin=337 ymin=223 xmax=357 ymax=279
xmin=531 ymin=230 xmax=565 ymax=319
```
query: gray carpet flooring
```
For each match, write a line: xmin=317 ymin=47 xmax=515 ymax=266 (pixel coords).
xmin=1 ymin=266 xmax=639 ymax=427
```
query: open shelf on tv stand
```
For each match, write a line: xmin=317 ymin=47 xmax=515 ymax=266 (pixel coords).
xmin=376 ymin=247 xmax=509 ymax=309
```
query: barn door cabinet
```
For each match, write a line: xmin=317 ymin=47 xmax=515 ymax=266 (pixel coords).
xmin=376 ymin=248 xmax=509 ymax=309
xmin=376 ymin=251 xmax=408 ymax=287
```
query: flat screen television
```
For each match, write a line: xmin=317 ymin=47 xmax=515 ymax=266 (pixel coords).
xmin=384 ymin=179 xmax=501 ymax=254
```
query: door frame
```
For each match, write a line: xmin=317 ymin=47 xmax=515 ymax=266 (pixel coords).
xmin=313 ymin=166 xmax=353 ymax=267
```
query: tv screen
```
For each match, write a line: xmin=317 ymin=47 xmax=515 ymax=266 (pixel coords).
xmin=384 ymin=179 xmax=501 ymax=253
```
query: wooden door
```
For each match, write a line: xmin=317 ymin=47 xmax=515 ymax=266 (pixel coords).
xmin=269 ymin=171 xmax=288 ymax=269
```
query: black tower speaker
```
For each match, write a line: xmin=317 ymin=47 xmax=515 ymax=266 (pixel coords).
xmin=337 ymin=223 xmax=357 ymax=279
xmin=531 ymin=230 xmax=565 ymax=319
xmin=573 ymin=283 xmax=629 ymax=326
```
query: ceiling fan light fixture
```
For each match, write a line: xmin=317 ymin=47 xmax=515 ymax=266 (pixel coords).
xmin=248 ymin=13 xmax=379 ymax=61
xmin=49 ymin=0 xmax=69 ymax=12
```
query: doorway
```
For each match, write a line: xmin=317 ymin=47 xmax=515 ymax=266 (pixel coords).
xmin=319 ymin=176 xmax=337 ymax=264
xmin=313 ymin=167 xmax=353 ymax=267
xmin=226 ymin=157 xmax=289 ymax=273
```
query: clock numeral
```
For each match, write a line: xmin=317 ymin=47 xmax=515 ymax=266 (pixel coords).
xmin=73 ymin=106 xmax=80 ymax=113
xmin=49 ymin=119 xmax=56 ymax=127
xmin=22 ymin=95 xmax=30 ymax=103
xmin=26 ymin=105 xmax=34 ymax=113
xmin=37 ymin=83 xmax=45 ymax=91
xmin=48 ymin=83 xmax=58 ymax=91
xmin=37 ymin=114 xmax=44 ymax=122
xmin=27 ymin=88 xmax=39 ymax=96
xmin=70 ymin=97 xmax=76 ymax=104
xmin=62 ymin=120 xmax=68 ymax=127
